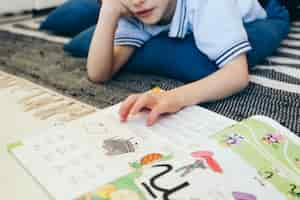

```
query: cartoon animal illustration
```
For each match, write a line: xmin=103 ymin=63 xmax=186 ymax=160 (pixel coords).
xmin=224 ymin=133 xmax=245 ymax=146
xmin=232 ymin=192 xmax=256 ymax=200
xmin=130 ymin=153 xmax=172 ymax=169
xmin=262 ymin=133 xmax=285 ymax=145
xmin=78 ymin=151 xmax=224 ymax=200
xmin=141 ymin=153 xmax=163 ymax=165
xmin=78 ymin=153 xmax=173 ymax=200
xmin=102 ymin=137 xmax=139 ymax=156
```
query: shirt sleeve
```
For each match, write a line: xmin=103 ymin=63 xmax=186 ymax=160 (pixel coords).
xmin=191 ymin=0 xmax=252 ymax=67
xmin=114 ymin=17 xmax=151 ymax=48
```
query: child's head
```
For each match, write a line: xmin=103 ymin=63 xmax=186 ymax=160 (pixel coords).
xmin=122 ymin=0 xmax=177 ymax=25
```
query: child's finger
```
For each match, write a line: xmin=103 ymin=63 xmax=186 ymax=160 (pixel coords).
xmin=130 ymin=94 xmax=152 ymax=115
xmin=146 ymin=106 xmax=164 ymax=126
xmin=119 ymin=94 xmax=140 ymax=121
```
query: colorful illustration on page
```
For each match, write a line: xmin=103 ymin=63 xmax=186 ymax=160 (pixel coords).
xmin=76 ymin=150 xmax=236 ymax=200
xmin=213 ymin=118 xmax=300 ymax=200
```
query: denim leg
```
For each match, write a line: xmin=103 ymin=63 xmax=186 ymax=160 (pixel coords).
xmin=123 ymin=0 xmax=290 ymax=83
xmin=246 ymin=19 xmax=290 ymax=68
xmin=246 ymin=0 xmax=290 ymax=68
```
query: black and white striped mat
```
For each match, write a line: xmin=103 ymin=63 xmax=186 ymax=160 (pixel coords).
xmin=203 ymin=22 xmax=300 ymax=135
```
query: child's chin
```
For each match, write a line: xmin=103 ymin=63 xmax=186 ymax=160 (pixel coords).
xmin=139 ymin=17 xmax=160 ymax=25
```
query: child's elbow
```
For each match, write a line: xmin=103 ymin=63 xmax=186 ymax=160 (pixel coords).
xmin=87 ymin=73 xmax=101 ymax=83
xmin=87 ymin=70 xmax=110 ymax=83
xmin=86 ymin=62 xmax=112 ymax=83
xmin=240 ymin=72 xmax=250 ymax=90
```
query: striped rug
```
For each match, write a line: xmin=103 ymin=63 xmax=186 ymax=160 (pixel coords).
xmin=203 ymin=22 xmax=300 ymax=135
xmin=0 ymin=15 xmax=299 ymax=135
xmin=0 ymin=15 xmax=69 ymax=43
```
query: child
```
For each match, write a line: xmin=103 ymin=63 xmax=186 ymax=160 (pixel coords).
xmin=87 ymin=0 xmax=290 ymax=126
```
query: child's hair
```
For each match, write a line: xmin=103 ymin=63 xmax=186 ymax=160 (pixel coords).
xmin=259 ymin=0 xmax=300 ymax=20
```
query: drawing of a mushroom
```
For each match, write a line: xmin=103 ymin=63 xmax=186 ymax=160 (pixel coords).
xmin=191 ymin=151 xmax=223 ymax=173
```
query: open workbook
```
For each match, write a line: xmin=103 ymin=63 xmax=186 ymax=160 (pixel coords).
xmin=7 ymin=104 xmax=300 ymax=200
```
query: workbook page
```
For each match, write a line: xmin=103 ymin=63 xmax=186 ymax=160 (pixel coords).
xmin=8 ymin=104 xmax=236 ymax=200
xmin=103 ymin=104 xmax=236 ymax=149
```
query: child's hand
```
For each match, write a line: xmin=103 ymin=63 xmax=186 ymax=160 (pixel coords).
xmin=119 ymin=89 xmax=185 ymax=126
xmin=101 ymin=0 xmax=132 ymax=17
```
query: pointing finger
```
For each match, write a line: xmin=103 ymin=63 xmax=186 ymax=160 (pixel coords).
xmin=119 ymin=94 xmax=140 ymax=121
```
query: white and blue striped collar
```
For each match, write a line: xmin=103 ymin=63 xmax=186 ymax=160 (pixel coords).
xmin=168 ymin=0 xmax=189 ymax=39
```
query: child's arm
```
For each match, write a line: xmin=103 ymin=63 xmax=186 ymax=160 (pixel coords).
xmin=119 ymin=54 xmax=249 ymax=125
xmin=170 ymin=54 xmax=249 ymax=106
xmin=87 ymin=1 xmax=135 ymax=83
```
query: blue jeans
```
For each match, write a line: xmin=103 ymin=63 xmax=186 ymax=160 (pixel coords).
xmin=123 ymin=0 xmax=290 ymax=83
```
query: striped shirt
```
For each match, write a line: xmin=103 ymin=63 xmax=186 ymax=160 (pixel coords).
xmin=114 ymin=0 xmax=267 ymax=67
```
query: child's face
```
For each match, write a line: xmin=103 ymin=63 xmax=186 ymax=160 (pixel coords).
xmin=123 ymin=0 xmax=176 ymax=25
